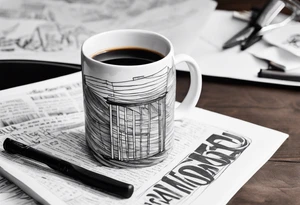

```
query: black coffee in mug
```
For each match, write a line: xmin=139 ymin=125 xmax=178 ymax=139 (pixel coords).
xmin=92 ymin=47 xmax=164 ymax=66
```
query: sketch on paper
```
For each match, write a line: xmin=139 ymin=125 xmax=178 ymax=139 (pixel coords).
xmin=142 ymin=131 xmax=252 ymax=204
xmin=83 ymin=66 xmax=175 ymax=166
xmin=0 ymin=0 xmax=165 ymax=53
xmin=0 ymin=0 xmax=169 ymax=22
xmin=0 ymin=0 xmax=215 ymax=63
xmin=0 ymin=23 xmax=95 ymax=52
xmin=285 ymin=34 xmax=300 ymax=49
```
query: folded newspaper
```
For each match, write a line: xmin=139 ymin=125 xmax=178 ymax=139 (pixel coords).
xmin=0 ymin=72 xmax=288 ymax=205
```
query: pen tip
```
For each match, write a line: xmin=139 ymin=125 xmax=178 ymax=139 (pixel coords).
xmin=124 ymin=184 xmax=134 ymax=199
xmin=3 ymin=138 xmax=13 ymax=153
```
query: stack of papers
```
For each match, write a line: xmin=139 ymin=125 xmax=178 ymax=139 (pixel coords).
xmin=1 ymin=0 xmax=299 ymax=86
xmin=178 ymin=10 xmax=300 ymax=87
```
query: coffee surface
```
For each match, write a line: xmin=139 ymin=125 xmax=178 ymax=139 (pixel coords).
xmin=92 ymin=47 xmax=164 ymax=66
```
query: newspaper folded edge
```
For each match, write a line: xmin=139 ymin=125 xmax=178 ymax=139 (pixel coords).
xmin=0 ymin=160 xmax=67 ymax=205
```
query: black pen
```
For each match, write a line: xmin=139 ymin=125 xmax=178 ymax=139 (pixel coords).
xmin=3 ymin=138 xmax=134 ymax=199
xmin=258 ymin=69 xmax=300 ymax=82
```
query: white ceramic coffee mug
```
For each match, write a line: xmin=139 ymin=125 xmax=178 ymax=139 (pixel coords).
xmin=81 ymin=29 xmax=202 ymax=168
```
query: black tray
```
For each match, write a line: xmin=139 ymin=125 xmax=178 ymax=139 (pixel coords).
xmin=0 ymin=60 xmax=81 ymax=90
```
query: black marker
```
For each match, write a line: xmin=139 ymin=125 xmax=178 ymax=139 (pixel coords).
xmin=3 ymin=138 xmax=134 ymax=199
xmin=258 ymin=69 xmax=300 ymax=82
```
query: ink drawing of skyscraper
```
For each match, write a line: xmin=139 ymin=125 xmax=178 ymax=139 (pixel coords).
xmin=83 ymin=66 xmax=175 ymax=164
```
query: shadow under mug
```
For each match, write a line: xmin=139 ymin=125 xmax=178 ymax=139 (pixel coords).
xmin=81 ymin=29 xmax=202 ymax=168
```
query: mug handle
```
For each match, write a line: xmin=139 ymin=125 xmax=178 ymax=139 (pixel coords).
xmin=174 ymin=54 xmax=202 ymax=120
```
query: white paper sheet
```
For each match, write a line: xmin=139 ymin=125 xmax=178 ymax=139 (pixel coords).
xmin=0 ymin=72 xmax=288 ymax=205
xmin=263 ymin=23 xmax=300 ymax=57
xmin=248 ymin=42 xmax=300 ymax=71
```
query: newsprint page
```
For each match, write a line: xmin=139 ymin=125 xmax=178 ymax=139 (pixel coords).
xmin=0 ymin=72 xmax=288 ymax=205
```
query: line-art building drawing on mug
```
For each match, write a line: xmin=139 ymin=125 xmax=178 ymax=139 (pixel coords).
xmin=83 ymin=66 xmax=175 ymax=166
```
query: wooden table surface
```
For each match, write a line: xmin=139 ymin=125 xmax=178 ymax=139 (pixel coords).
xmin=176 ymin=1 xmax=300 ymax=204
